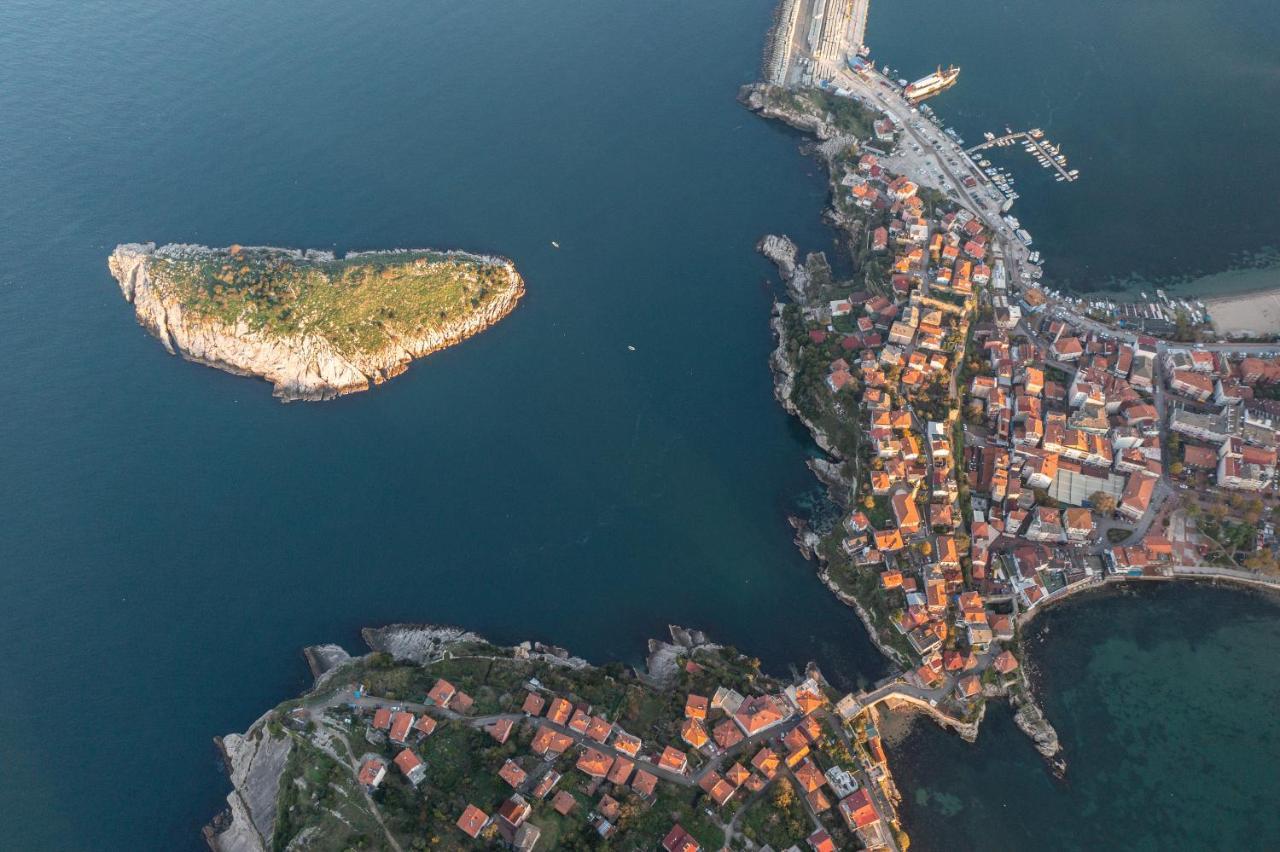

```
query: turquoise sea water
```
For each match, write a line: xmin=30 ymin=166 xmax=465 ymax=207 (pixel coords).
xmin=891 ymin=583 xmax=1280 ymax=850
xmin=1 ymin=1 xmax=1279 ymax=849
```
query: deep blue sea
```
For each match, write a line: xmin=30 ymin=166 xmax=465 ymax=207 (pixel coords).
xmin=871 ymin=0 xmax=1280 ymax=290
xmin=0 ymin=1 xmax=1278 ymax=849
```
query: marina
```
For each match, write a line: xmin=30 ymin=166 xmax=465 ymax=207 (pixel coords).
xmin=967 ymin=129 xmax=1080 ymax=182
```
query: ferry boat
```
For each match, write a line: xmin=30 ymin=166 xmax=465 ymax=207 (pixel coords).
xmin=905 ymin=65 xmax=960 ymax=103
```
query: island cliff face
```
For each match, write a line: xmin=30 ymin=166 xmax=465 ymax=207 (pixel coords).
xmin=108 ymin=242 xmax=524 ymax=401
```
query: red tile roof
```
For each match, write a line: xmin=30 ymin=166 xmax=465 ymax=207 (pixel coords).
xmin=551 ymin=790 xmax=576 ymax=816
xmin=393 ymin=748 xmax=422 ymax=777
xmin=575 ymin=747 xmax=615 ymax=779
xmin=456 ymin=804 xmax=489 ymax=838
xmin=389 ymin=711 xmax=414 ymax=744
xmin=498 ymin=759 xmax=527 ymax=788
xmin=427 ymin=679 xmax=456 ymax=706
xmin=607 ymin=756 xmax=635 ymax=785
xmin=631 ymin=768 xmax=658 ymax=797
xmin=662 ymin=823 xmax=702 ymax=852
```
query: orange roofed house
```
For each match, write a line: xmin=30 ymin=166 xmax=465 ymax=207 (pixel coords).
xmin=530 ymin=725 xmax=574 ymax=756
xmin=427 ymin=679 xmax=456 ymax=707
xmin=576 ymin=747 xmax=615 ymax=779
xmin=388 ymin=711 xmax=414 ymax=745
xmin=546 ymin=697 xmax=572 ymax=726
xmin=357 ymin=757 xmax=386 ymax=791
xmin=394 ymin=748 xmax=426 ymax=785
xmin=890 ymin=496 xmax=921 ymax=537
xmin=521 ymin=692 xmax=545 ymax=716
xmin=662 ymin=824 xmax=702 ymax=852
xmin=658 ymin=745 xmax=689 ymax=774
xmin=733 ymin=695 xmax=788 ymax=736
xmin=456 ymin=804 xmax=490 ymax=839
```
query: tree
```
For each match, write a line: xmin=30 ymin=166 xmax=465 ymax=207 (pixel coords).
xmin=919 ymin=540 xmax=933 ymax=557
xmin=1090 ymin=491 xmax=1117 ymax=514
xmin=1169 ymin=462 xmax=1184 ymax=476
xmin=772 ymin=777 xmax=796 ymax=810
xmin=863 ymin=495 xmax=875 ymax=510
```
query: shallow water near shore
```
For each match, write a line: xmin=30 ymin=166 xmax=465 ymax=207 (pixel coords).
xmin=890 ymin=582 xmax=1280 ymax=850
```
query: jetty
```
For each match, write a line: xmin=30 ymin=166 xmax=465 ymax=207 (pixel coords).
xmin=967 ymin=130 xmax=1079 ymax=182
xmin=763 ymin=0 xmax=870 ymax=86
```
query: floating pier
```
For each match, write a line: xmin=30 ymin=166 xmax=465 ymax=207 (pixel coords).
xmin=967 ymin=130 xmax=1079 ymax=182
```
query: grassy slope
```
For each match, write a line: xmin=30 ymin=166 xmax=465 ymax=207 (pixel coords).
xmin=149 ymin=249 xmax=513 ymax=356
xmin=267 ymin=649 xmax=770 ymax=851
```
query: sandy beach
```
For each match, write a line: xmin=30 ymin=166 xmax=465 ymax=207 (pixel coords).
xmin=1206 ymin=289 xmax=1280 ymax=337
xmin=1182 ymin=266 xmax=1280 ymax=337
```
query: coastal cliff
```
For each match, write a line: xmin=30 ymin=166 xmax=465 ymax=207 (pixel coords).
xmin=740 ymin=83 xmax=837 ymax=140
xmin=205 ymin=712 xmax=292 ymax=852
xmin=108 ymin=242 xmax=524 ymax=401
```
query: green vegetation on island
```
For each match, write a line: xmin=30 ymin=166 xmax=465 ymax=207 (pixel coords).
xmin=109 ymin=242 xmax=525 ymax=400
xmin=147 ymin=246 xmax=518 ymax=356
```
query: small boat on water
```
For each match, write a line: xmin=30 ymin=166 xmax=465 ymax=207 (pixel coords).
xmin=551 ymin=241 xmax=560 ymax=248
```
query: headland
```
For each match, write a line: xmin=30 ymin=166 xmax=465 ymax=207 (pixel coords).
xmin=206 ymin=625 xmax=909 ymax=852
xmin=745 ymin=0 xmax=1280 ymax=844
xmin=108 ymin=242 xmax=524 ymax=401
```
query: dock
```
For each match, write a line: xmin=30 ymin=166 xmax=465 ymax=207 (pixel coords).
xmin=967 ymin=130 xmax=1078 ymax=182
xmin=763 ymin=0 xmax=870 ymax=86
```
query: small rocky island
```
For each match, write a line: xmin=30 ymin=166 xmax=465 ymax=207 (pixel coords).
xmin=108 ymin=242 xmax=524 ymax=401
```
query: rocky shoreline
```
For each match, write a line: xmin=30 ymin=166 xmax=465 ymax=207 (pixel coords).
xmin=108 ymin=242 xmax=524 ymax=402
xmin=206 ymin=623 xmax=493 ymax=851
xmin=205 ymin=624 xmax=760 ymax=850
xmin=744 ymin=80 xmax=1069 ymax=774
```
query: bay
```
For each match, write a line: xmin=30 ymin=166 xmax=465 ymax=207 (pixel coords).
xmin=890 ymin=582 xmax=1280 ymax=850
xmin=3 ymin=0 xmax=1280 ymax=849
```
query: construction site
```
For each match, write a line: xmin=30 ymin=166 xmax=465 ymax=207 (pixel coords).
xmin=762 ymin=0 xmax=870 ymax=86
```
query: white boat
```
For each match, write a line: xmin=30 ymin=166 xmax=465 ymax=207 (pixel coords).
xmin=551 ymin=241 xmax=560 ymax=248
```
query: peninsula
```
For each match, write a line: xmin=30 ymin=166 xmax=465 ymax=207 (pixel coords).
xmin=747 ymin=1 xmax=1280 ymax=844
xmin=108 ymin=242 xmax=524 ymax=401
xmin=207 ymin=625 xmax=908 ymax=852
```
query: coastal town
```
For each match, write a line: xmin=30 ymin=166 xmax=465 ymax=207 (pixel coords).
xmin=199 ymin=4 xmax=1280 ymax=852
xmin=743 ymin=0 xmax=1280 ymax=842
